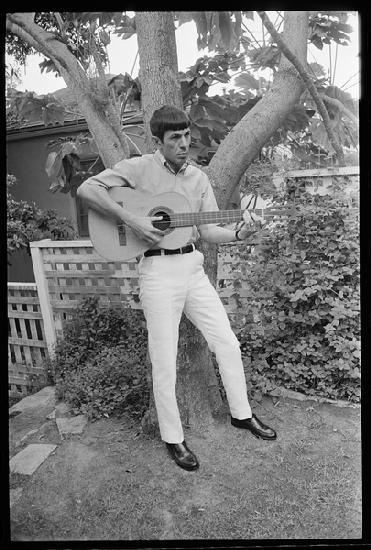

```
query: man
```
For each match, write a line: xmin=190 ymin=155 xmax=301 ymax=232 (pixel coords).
xmin=77 ymin=105 xmax=277 ymax=472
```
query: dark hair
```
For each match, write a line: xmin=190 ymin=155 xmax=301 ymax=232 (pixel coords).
xmin=150 ymin=105 xmax=190 ymax=142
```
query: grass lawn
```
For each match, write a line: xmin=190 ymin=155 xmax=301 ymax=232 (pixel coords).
xmin=9 ymin=395 xmax=361 ymax=541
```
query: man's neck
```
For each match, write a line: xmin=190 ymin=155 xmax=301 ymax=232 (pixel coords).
xmin=166 ymin=160 xmax=183 ymax=174
xmin=156 ymin=150 xmax=186 ymax=174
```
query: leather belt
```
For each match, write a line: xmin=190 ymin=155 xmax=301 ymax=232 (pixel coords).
xmin=144 ymin=243 xmax=195 ymax=257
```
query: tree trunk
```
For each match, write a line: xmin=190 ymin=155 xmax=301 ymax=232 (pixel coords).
xmin=136 ymin=11 xmax=184 ymax=150
xmin=135 ymin=12 xmax=226 ymax=436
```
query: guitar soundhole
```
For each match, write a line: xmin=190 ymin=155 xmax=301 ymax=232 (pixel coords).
xmin=151 ymin=210 xmax=172 ymax=231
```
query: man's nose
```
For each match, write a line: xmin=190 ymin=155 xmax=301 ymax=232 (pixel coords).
xmin=179 ymin=136 xmax=188 ymax=149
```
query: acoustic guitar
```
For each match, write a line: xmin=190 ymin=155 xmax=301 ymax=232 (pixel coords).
xmin=88 ymin=187 xmax=287 ymax=261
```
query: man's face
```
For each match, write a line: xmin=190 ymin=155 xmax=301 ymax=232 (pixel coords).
xmin=155 ymin=128 xmax=191 ymax=170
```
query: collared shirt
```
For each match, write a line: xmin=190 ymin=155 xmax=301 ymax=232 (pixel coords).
xmin=85 ymin=150 xmax=219 ymax=243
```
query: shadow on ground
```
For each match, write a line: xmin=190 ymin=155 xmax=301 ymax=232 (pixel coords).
xmin=9 ymin=392 xmax=361 ymax=541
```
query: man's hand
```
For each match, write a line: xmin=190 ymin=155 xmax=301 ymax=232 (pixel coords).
xmin=126 ymin=215 xmax=165 ymax=245
xmin=237 ymin=210 xmax=266 ymax=240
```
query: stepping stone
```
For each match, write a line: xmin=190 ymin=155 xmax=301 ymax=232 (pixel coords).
xmin=9 ymin=386 xmax=55 ymax=415
xmin=56 ymin=415 xmax=88 ymax=437
xmin=10 ymin=443 xmax=57 ymax=475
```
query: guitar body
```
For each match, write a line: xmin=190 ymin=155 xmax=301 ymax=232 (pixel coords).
xmin=88 ymin=187 xmax=193 ymax=261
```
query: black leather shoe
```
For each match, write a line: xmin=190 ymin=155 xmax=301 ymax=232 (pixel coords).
xmin=165 ymin=441 xmax=199 ymax=471
xmin=231 ymin=414 xmax=277 ymax=440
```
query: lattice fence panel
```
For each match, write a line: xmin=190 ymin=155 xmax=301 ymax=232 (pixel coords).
xmin=8 ymin=283 xmax=49 ymax=398
xmin=39 ymin=243 xmax=142 ymax=339
xmin=217 ymin=244 xmax=275 ymax=331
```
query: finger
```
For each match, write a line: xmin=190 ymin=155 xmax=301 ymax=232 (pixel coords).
xmin=150 ymin=234 xmax=163 ymax=244
xmin=149 ymin=216 xmax=164 ymax=221
xmin=242 ymin=212 xmax=253 ymax=225
xmin=253 ymin=214 xmax=265 ymax=223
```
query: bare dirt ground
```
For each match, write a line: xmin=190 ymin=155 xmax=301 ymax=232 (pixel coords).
xmin=9 ymin=395 xmax=361 ymax=542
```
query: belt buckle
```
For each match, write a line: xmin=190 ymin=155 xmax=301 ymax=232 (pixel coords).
xmin=160 ymin=249 xmax=165 ymax=256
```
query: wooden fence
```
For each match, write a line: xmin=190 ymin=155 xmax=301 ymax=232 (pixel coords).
xmin=8 ymin=242 xmax=248 ymax=397
xmin=27 ymin=239 xmax=251 ymax=343
xmin=8 ymin=283 xmax=49 ymax=397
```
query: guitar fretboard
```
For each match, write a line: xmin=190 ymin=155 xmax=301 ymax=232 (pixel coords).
xmin=167 ymin=208 xmax=288 ymax=228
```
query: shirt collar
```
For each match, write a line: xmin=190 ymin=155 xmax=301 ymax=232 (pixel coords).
xmin=154 ymin=149 xmax=190 ymax=175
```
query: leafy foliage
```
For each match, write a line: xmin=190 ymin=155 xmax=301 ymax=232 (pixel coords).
xmin=175 ymin=11 xmax=244 ymax=52
xmin=47 ymin=297 xmax=149 ymax=420
xmin=233 ymin=173 xmax=360 ymax=402
xmin=6 ymin=11 xmax=357 ymax=184
xmin=45 ymin=134 xmax=102 ymax=195
xmin=309 ymin=15 xmax=353 ymax=50
xmin=7 ymin=89 xmax=67 ymax=129
xmin=7 ymin=175 xmax=76 ymax=259
xmin=6 ymin=12 xmax=132 ymax=71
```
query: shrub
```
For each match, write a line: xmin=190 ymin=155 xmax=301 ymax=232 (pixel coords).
xmin=7 ymin=174 xmax=76 ymax=260
xmin=48 ymin=296 xmax=149 ymax=420
xmin=234 ymin=175 xmax=360 ymax=402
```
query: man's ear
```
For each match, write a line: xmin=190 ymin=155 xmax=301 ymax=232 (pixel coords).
xmin=152 ymin=136 xmax=162 ymax=149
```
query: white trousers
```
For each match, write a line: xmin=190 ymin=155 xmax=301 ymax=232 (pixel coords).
xmin=138 ymin=249 xmax=252 ymax=443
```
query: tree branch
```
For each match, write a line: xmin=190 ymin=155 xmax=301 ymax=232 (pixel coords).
xmin=257 ymin=10 xmax=346 ymax=166
xmin=122 ymin=131 xmax=143 ymax=156
xmin=6 ymin=12 xmax=131 ymax=167
xmin=7 ymin=13 xmax=84 ymax=82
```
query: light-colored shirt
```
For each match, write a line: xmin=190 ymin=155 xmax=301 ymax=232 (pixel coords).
xmin=85 ymin=150 xmax=219 ymax=243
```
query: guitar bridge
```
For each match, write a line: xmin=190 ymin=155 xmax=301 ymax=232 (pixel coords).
xmin=116 ymin=202 xmax=127 ymax=245
xmin=117 ymin=223 xmax=127 ymax=246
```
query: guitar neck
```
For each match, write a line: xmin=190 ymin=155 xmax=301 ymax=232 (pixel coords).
xmin=169 ymin=208 xmax=286 ymax=228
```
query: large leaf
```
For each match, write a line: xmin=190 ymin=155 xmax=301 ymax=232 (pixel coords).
xmin=39 ymin=59 xmax=58 ymax=74
xmin=45 ymin=151 xmax=62 ymax=179
xmin=43 ymin=102 xmax=66 ymax=125
xmin=248 ymin=45 xmax=280 ymax=70
xmin=309 ymin=119 xmax=334 ymax=152
xmin=219 ymin=11 xmax=233 ymax=49
xmin=45 ymin=150 xmax=68 ymax=193
xmin=178 ymin=11 xmax=241 ymax=53
xmin=307 ymin=62 xmax=327 ymax=79
xmin=309 ymin=15 xmax=352 ymax=50
xmin=75 ymin=137 xmax=100 ymax=158
xmin=194 ymin=118 xmax=214 ymax=130
xmin=198 ymin=97 xmax=226 ymax=121
xmin=324 ymin=86 xmax=358 ymax=116
xmin=282 ymin=104 xmax=310 ymax=132
xmin=189 ymin=103 xmax=207 ymax=122
xmin=17 ymin=94 xmax=44 ymax=122
xmin=234 ymin=72 xmax=260 ymax=92
xmin=60 ymin=142 xmax=78 ymax=157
